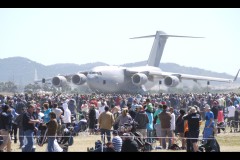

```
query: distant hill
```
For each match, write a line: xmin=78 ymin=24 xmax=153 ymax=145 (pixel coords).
xmin=0 ymin=57 xmax=238 ymax=88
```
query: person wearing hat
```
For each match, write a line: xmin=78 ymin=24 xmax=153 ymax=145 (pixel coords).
xmin=0 ymin=104 xmax=12 ymax=152
xmin=112 ymin=130 xmax=122 ymax=152
xmin=113 ymin=108 xmax=132 ymax=133
xmin=144 ymin=98 xmax=153 ymax=113
xmin=183 ymin=106 xmax=201 ymax=152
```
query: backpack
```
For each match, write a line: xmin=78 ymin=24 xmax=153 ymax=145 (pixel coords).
xmin=15 ymin=102 xmax=26 ymax=114
xmin=169 ymin=144 xmax=181 ymax=150
xmin=95 ymin=140 xmax=102 ymax=149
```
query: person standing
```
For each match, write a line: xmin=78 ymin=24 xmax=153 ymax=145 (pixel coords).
xmin=169 ymin=107 xmax=176 ymax=145
xmin=153 ymin=104 xmax=163 ymax=147
xmin=98 ymin=106 xmax=114 ymax=144
xmin=146 ymin=109 xmax=154 ymax=144
xmin=227 ymin=101 xmax=236 ymax=132
xmin=98 ymin=102 xmax=106 ymax=115
xmin=211 ymin=101 xmax=219 ymax=135
xmin=159 ymin=104 xmax=172 ymax=149
xmin=9 ymin=103 xmax=19 ymax=144
xmin=68 ymin=99 xmax=77 ymax=119
xmin=175 ymin=109 xmax=186 ymax=149
xmin=46 ymin=112 xmax=58 ymax=152
xmin=22 ymin=104 xmax=40 ymax=152
xmin=134 ymin=105 xmax=149 ymax=138
xmin=217 ymin=107 xmax=224 ymax=133
xmin=61 ymin=101 xmax=71 ymax=128
xmin=15 ymin=108 xmax=25 ymax=149
xmin=81 ymin=100 xmax=89 ymax=118
xmin=0 ymin=104 xmax=13 ymax=152
xmin=52 ymin=103 xmax=63 ymax=137
xmin=43 ymin=103 xmax=52 ymax=124
xmin=203 ymin=104 xmax=214 ymax=143
xmin=183 ymin=107 xmax=201 ymax=152
xmin=88 ymin=104 xmax=96 ymax=135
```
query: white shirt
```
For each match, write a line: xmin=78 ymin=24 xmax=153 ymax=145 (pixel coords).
xmin=227 ymin=105 xmax=235 ymax=118
xmin=38 ymin=112 xmax=44 ymax=121
xmin=95 ymin=109 xmax=100 ymax=119
xmin=62 ymin=102 xmax=71 ymax=123
xmin=97 ymin=101 xmax=102 ymax=109
xmin=170 ymin=112 xmax=175 ymax=131
xmin=218 ymin=98 xmax=225 ymax=107
xmin=99 ymin=105 xmax=105 ymax=114
xmin=81 ymin=104 xmax=89 ymax=113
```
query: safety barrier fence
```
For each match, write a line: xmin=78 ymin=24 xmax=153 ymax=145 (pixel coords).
xmin=1 ymin=132 xmax=240 ymax=152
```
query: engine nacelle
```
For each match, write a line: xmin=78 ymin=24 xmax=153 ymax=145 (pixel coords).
xmin=132 ymin=73 xmax=148 ymax=86
xmin=164 ymin=76 xmax=180 ymax=87
xmin=52 ymin=76 xmax=67 ymax=87
xmin=71 ymin=73 xmax=87 ymax=85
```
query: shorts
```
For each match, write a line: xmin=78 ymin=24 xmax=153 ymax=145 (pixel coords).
xmin=188 ymin=131 xmax=199 ymax=143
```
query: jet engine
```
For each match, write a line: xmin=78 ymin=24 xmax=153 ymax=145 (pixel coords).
xmin=132 ymin=73 xmax=148 ymax=86
xmin=163 ymin=76 xmax=180 ymax=87
xmin=52 ymin=76 xmax=67 ymax=87
xmin=71 ymin=74 xmax=87 ymax=85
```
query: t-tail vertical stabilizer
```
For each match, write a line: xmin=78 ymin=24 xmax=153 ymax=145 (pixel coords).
xmin=130 ymin=31 xmax=204 ymax=67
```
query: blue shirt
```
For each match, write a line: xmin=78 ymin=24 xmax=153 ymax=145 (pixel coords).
xmin=146 ymin=112 xmax=153 ymax=130
xmin=205 ymin=111 xmax=214 ymax=128
xmin=43 ymin=108 xmax=52 ymax=123
xmin=153 ymin=108 xmax=162 ymax=124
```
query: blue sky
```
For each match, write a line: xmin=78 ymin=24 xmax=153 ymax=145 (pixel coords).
xmin=0 ymin=8 xmax=239 ymax=76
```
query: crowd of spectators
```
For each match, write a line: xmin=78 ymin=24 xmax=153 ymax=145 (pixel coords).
xmin=0 ymin=91 xmax=240 ymax=152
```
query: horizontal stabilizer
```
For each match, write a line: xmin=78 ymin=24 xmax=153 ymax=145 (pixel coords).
xmin=166 ymin=35 xmax=204 ymax=38
xmin=130 ymin=34 xmax=204 ymax=39
xmin=130 ymin=35 xmax=155 ymax=39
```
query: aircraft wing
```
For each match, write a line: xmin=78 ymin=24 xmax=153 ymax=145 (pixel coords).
xmin=125 ymin=68 xmax=235 ymax=88
xmin=34 ymin=77 xmax=53 ymax=84
xmin=164 ymin=72 xmax=233 ymax=82
xmin=147 ymin=71 xmax=233 ymax=83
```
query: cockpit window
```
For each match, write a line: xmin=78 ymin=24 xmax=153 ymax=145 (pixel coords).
xmin=88 ymin=72 xmax=102 ymax=75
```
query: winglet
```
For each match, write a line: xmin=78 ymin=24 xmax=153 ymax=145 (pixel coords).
xmin=233 ymin=69 xmax=240 ymax=82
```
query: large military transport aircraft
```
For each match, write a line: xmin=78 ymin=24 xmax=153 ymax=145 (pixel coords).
xmin=37 ymin=31 xmax=239 ymax=94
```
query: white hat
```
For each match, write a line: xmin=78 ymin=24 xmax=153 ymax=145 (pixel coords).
xmin=190 ymin=107 xmax=197 ymax=113
xmin=205 ymin=104 xmax=210 ymax=110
